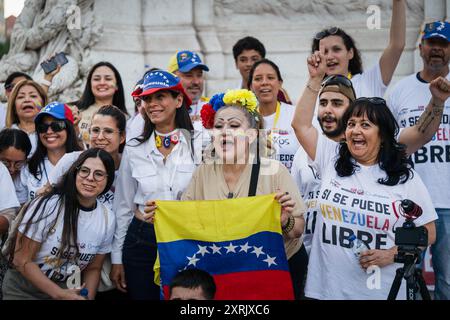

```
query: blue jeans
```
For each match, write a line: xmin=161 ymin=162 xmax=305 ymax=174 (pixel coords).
xmin=122 ymin=217 xmax=160 ymax=300
xmin=431 ymin=209 xmax=450 ymax=300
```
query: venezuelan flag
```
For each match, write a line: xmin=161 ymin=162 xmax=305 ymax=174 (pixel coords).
xmin=154 ymin=194 xmax=294 ymax=300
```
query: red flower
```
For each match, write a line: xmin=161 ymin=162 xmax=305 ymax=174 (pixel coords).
xmin=200 ymin=103 xmax=216 ymax=129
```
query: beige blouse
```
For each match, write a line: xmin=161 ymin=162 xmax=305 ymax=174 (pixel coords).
xmin=182 ymin=158 xmax=306 ymax=259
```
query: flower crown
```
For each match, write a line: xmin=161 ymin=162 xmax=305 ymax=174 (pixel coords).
xmin=200 ymin=89 xmax=259 ymax=129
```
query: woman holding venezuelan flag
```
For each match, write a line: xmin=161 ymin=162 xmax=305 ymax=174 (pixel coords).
xmin=145 ymin=89 xmax=307 ymax=299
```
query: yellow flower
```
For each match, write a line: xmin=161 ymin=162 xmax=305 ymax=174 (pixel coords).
xmin=223 ymin=89 xmax=258 ymax=114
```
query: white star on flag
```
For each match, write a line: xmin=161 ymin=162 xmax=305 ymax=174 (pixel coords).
xmin=196 ymin=245 xmax=210 ymax=256
xmin=210 ymin=244 xmax=222 ymax=255
xmin=263 ymin=254 xmax=277 ymax=267
xmin=252 ymin=246 xmax=265 ymax=258
xmin=187 ymin=254 xmax=200 ymax=266
xmin=224 ymin=242 xmax=238 ymax=253
xmin=240 ymin=242 xmax=251 ymax=253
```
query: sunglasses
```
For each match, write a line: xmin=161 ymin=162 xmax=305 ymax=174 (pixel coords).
xmin=354 ymin=97 xmax=386 ymax=105
xmin=36 ymin=121 xmax=67 ymax=134
xmin=4 ymin=83 xmax=14 ymax=93
xmin=314 ymin=27 xmax=340 ymax=40
xmin=77 ymin=166 xmax=108 ymax=182
xmin=1 ymin=159 xmax=26 ymax=170
xmin=321 ymin=75 xmax=353 ymax=88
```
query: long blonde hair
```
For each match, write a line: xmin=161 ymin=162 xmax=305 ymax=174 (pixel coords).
xmin=5 ymin=80 xmax=48 ymax=128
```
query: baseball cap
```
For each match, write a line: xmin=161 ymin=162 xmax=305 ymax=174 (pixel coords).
xmin=34 ymin=102 xmax=74 ymax=124
xmin=320 ymin=75 xmax=356 ymax=102
xmin=131 ymin=70 xmax=192 ymax=106
xmin=422 ymin=21 xmax=450 ymax=41
xmin=167 ymin=50 xmax=209 ymax=73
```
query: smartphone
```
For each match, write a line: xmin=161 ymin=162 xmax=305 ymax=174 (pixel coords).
xmin=40 ymin=52 xmax=69 ymax=74
xmin=54 ymin=52 xmax=69 ymax=67
xmin=40 ymin=59 xmax=58 ymax=74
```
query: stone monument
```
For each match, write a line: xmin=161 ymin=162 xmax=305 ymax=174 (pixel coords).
xmin=0 ymin=0 xmax=5 ymax=43
xmin=1 ymin=0 xmax=448 ymax=111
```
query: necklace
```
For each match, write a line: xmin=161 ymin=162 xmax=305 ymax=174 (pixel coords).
xmin=155 ymin=129 xmax=180 ymax=148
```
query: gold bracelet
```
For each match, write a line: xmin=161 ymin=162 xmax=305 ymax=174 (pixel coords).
xmin=306 ymin=83 xmax=320 ymax=93
xmin=282 ymin=215 xmax=295 ymax=235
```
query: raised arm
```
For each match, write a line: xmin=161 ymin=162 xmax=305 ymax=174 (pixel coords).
xmin=292 ymin=51 xmax=327 ymax=161
xmin=379 ymin=0 xmax=406 ymax=86
xmin=398 ymin=77 xmax=450 ymax=155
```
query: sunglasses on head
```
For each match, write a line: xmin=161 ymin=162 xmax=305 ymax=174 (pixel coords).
xmin=314 ymin=27 xmax=340 ymax=40
xmin=36 ymin=121 xmax=67 ymax=134
xmin=354 ymin=97 xmax=386 ymax=105
xmin=321 ymin=75 xmax=353 ymax=88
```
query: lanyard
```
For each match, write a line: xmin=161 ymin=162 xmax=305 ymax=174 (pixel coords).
xmin=265 ymin=102 xmax=281 ymax=142
xmin=272 ymin=101 xmax=281 ymax=131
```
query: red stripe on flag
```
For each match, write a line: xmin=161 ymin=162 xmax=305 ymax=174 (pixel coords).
xmin=162 ymin=270 xmax=294 ymax=300
xmin=214 ymin=270 xmax=294 ymax=300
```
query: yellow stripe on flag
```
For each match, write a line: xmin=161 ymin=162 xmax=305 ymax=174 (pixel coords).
xmin=154 ymin=194 xmax=281 ymax=243
xmin=153 ymin=194 xmax=281 ymax=286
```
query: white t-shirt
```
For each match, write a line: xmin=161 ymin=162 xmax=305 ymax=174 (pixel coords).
xmin=387 ymin=72 xmax=450 ymax=209
xmin=351 ymin=62 xmax=387 ymax=98
xmin=0 ymin=163 xmax=20 ymax=211
xmin=263 ymin=102 xmax=300 ymax=171
xmin=0 ymin=102 xmax=7 ymax=131
xmin=304 ymin=135 xmax=438 ymax=300
xmin=19 ymin=196 xmax=115 ymax=282
xmin=13 ymin=175 xmax=28 ymax=205
xmin=290 ymin=147 xmax=321 ymax=255
xmin=49 ymin=151 xmax=118 ymax=212
xmin=126 ymin=113 xmax=145 ymax=143
xmin=18 ymin=158 xmax=55 ymax=201
xmin=11 ymin=124 xmax=38 ymax=157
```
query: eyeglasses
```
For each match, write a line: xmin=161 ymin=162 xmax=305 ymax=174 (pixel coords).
xmin=314 ymin=27 xmax=340 ymax=40
xmin=321 ymin=75 xmax=353 ymax=88
xmin=1 ymin=159 xmax=26 ymax=170
xmin=354 ymin=97 xmax=386 ymax=105
xmin=90 ymin=127 xmax=119 ymax=139
xmin=77 ymin=166 xmax=108 ymax=182
xmin=36 ymin=121 xmax=67 ymax=134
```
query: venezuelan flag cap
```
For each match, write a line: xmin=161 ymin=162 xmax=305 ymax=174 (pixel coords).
xmin=167 ymin=50 xmax=209 ymax=73
xmin=131 ymin=70 xmax=192 ymax=106
xmin=422 ymin=21 xmax=450 ymax=41
xmin=34 ymin=102 xmax=74 ymax=124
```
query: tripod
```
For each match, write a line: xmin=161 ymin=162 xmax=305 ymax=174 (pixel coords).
xmin=387 ymin=247 xmax=431 ymax=300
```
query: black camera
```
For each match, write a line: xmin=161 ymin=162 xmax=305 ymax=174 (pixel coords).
xmin=395 ymin=224 xmax=428 ymax=247
xmin=388 ymin=199 xmax=431 ymax=300
xmin=394 ymin=199 xmax=428 ymax=248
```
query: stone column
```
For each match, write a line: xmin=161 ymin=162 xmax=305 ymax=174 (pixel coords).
xmin=193 ymin=0 xmax=224 ymax=96
xmin=141 ymin=0 xmax=200 ymax=70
